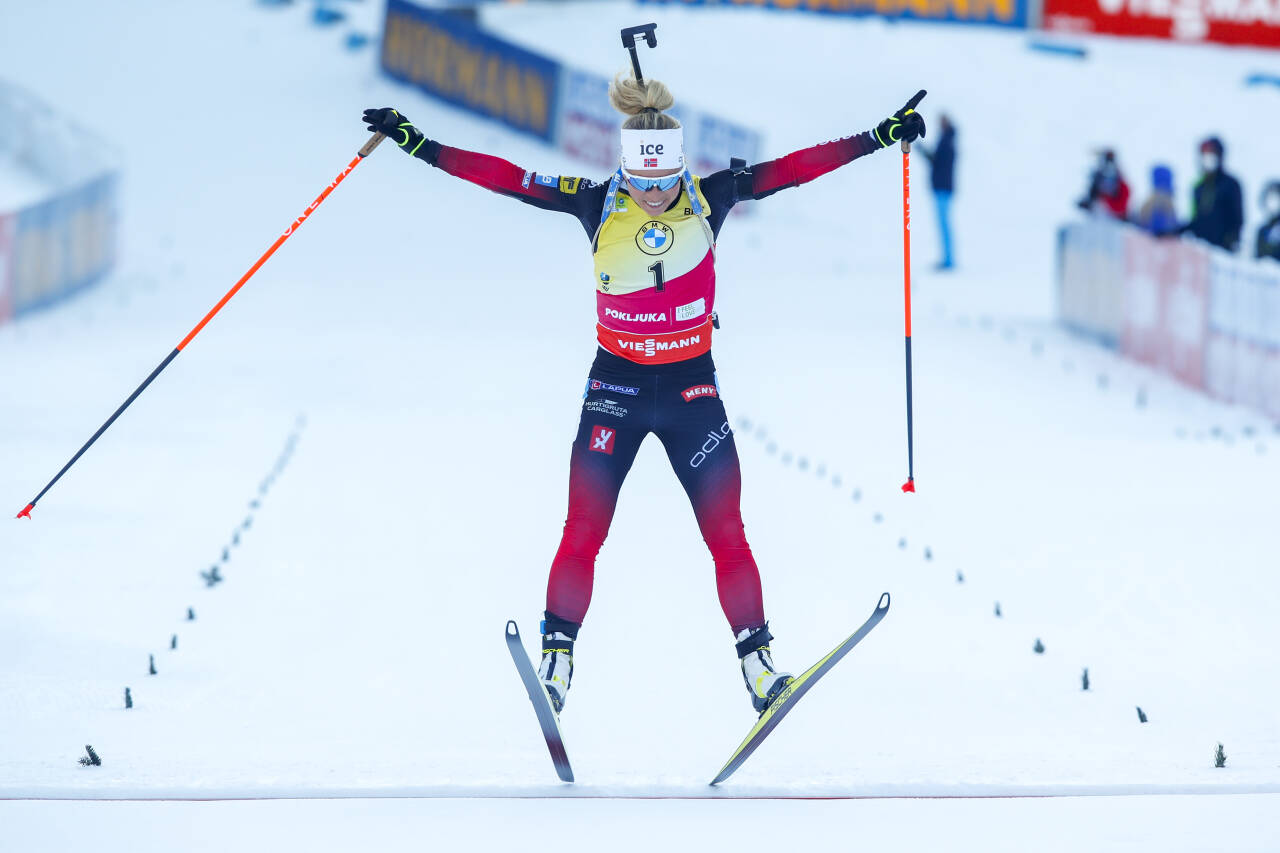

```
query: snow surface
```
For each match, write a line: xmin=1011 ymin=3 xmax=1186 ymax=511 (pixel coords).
xmin=0 ymin=158 xmax=51 ymax=212
xmin=1 ymin=0 xmax=1278 ymax=849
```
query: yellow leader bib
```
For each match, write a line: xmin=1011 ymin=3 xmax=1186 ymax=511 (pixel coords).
xmin=592 ymin=177 xmax=715 ymax=298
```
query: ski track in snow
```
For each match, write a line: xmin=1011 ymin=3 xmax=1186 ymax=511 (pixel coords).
xmin=2 ymin=0 xmax=1279 ymax=849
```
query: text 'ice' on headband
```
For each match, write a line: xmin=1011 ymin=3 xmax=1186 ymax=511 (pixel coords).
xmin=620 ymin=128 xmax=685 ymax=172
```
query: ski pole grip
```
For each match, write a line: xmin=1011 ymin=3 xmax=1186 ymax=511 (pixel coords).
xmin=901 ymin=139 xmax=911 ymax=153
xmin=359 ymin=132 xmax=388 ymax=159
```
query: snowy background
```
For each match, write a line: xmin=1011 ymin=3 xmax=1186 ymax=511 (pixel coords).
xmin=2 ymin=0 xmax=1278 ymax=849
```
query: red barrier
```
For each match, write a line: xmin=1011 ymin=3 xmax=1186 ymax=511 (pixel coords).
xmin=1043 ymin=0 xmax=1280 ymax=50
xmin=1059 ymin=218 xmax=1280 ymax=419
xmin=1122 ymin=231 xmax=1209 ymax=390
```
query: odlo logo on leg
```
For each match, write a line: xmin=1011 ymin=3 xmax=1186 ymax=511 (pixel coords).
xmin=590 ymin=425 xmax=615 ymax=455
xmin=689 ymin=421 xmax=732 ymax=468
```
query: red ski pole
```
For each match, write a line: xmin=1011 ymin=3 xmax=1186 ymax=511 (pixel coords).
xmin=900 ymin=138 xmax=916 ymax=494
xmin=16 ymin=132 xmax=387 ymax=520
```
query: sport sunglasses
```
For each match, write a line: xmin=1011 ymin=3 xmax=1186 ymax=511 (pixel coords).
xmin=623 ymin=170 xmax=682 ymax=192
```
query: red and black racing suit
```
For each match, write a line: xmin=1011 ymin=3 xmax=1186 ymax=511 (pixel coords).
xmin=410 ymin=132 xmax=881 ymax=634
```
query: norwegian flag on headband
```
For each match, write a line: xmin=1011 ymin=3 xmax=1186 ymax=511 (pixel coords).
xmin=620 ymin=128 xmax=685 ymax=171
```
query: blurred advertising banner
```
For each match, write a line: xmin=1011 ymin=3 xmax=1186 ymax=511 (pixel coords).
xmin=10 ymin=174 xmax=118 ymax=317
xmin=687 ymin=112 xmax=762 ymax=176
xmin=1056 ymin=218 xmax=1127 ymax=345
xmin=556 ymin=68 xmax=617 ymax=169
xmin=380 ymin=2 xmax=762 ymax=176
xmin=1121 ymin=229 xmax=1208 ymax=389
xmin=1206 ymin=255 xmax=1280 ymax=417
xmin=0 ymin=212 xmax=13 ymax=323
xmin=381 ymin=0 xmax=561 ymax=142
xmin=1042 ymin=0 xmax=1280 ymax=49
xmin=639 ymin=0 xmax=1030 ymax=28
xmin=1 ymin=80 xmax=119 ymax=326
xmin=553 ymin=69 xmax=761 ymax=174
xmin=1058 ymin=217 xmax=1280 ymax=418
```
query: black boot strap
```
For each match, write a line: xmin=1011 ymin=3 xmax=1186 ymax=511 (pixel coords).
xmin=735 ymin=625 xmax=773 ymax=658
xmin=541 ymin=611 xmax=581 ymax=640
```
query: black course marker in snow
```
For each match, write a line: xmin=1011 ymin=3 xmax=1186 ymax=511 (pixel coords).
xmin=505 ymin=621 xmax=573 ymax=783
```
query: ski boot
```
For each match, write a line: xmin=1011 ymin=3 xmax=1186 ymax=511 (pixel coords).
xmin=537 ymin=613 xmax=579 ymax=714
xmin=736 ymin=624 xmax=793 ymax=714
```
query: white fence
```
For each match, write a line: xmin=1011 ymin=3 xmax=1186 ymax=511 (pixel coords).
xmin=0 ymin=80 xmax=119 ymax=324
xmin=1057 ymin=216 xmax=1280 ymax=419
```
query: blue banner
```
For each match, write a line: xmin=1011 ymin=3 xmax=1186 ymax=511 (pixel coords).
xmin=689 ymin=112 xmax=761 ymax=175
xmin=377 ymin=2 xmax=763 ymax=184
xmin=640 ymin=0 xmax=1029 ymax=29
xmin=380 ymin=0 xmax=562 ymax=142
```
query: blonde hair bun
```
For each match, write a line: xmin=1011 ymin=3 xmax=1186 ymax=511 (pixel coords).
xmin=609 ymin=74 xmax=681 ymax=130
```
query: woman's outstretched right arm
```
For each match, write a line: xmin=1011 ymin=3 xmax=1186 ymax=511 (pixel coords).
xmin=362 ymin=107 xmax=605 ymax=234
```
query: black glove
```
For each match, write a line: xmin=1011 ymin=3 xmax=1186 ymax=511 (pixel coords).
xmin=362 ymin=107 xmax=427 ymax=155
xmin=874 ymin=90 xmax=927 ymax=148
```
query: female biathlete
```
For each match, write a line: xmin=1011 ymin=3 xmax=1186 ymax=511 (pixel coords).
xmin=362 ymin=78 xmax=925 ymax=716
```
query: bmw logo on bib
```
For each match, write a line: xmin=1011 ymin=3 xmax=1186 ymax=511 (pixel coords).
xmin=636 ymin=220 xmax=674 ymax=256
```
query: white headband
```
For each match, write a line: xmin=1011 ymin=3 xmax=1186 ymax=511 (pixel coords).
xmin=620 ymin=127 xmax=685 ymax=172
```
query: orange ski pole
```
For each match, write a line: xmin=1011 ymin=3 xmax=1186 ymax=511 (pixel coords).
xmin=16 ymin=132 xmax=387 ymax=519
xmin=900 ymin=138 xmax=916 ymax=494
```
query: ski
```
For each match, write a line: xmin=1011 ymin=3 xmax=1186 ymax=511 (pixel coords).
xmin=710 ymin=592 xmax=891 ymax=786
xmin=505 ymin=620 xmax=574 ymax=783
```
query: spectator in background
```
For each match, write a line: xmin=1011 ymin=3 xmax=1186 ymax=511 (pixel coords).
xmin=1185 ymin=136 xmax=1243 ymax=253
xmin=1077 ymin=149 xmax=1130 ymax=219
xmin=1134 ymin=165 xmax=1180 ymax=236
xmin=921 ymin=113 xmax=956 ymax=270
xmin=1255 ymin=180 xmax=1280 ymax=262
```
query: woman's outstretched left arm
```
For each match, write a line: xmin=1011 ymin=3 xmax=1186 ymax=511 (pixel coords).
xmin=700 ymin=91 xmax=926 ymax=231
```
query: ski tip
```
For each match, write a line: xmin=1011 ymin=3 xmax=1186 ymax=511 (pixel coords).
xmin=16 ymin=503 xmax=34 ymax=520
xmin=505 ymin=620 xmax=519 ymax=638
xmin=878 ymin=591 xmax=891 ymax=611
xmin=901 ymin=478 xmax=915 ymax=493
